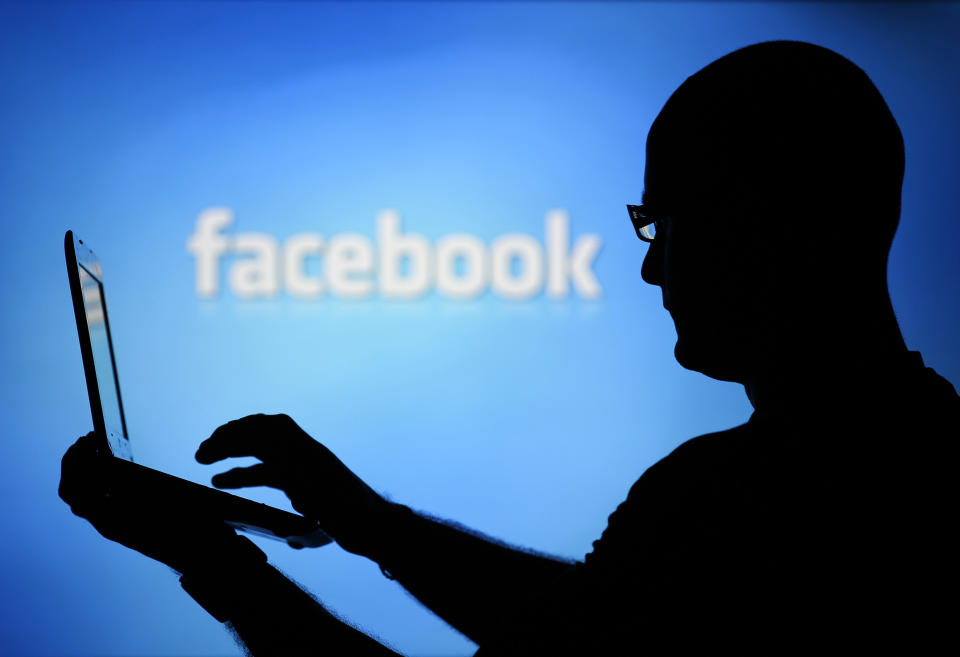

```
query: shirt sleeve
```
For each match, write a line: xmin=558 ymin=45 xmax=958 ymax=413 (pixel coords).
xmin=471 ymin=458 xmax=685 ymax=655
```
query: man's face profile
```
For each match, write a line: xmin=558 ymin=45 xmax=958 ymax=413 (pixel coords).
xmin=638 ymin=41 xmax=906 ymax=387
xmin=640 ymin=132 xmax=770 ymax=385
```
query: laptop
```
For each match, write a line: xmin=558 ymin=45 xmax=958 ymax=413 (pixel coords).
xmin=65 ymin=230 xmax=331 ymax=548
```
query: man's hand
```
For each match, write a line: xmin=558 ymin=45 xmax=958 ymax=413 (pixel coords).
xmin=60 ymin=432 xmax=256 ymax=576
xmin=196 ymin=414 xmax=391 ymax=555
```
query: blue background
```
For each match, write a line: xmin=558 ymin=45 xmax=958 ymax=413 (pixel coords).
xmin=1 ymin=2 xmax=958 ymax=655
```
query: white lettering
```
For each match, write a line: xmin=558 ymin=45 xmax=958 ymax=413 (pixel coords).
xmin=186 ymin=208 xmax=232 ymax=298
xmin=378 ymin=210 xmax=431 ymax=299
xmin=187 ymin=208 xmax=602 ymax=300
xmin=491 ymin=235 xmax=544 ymax=300
xmin=435 ymin=234 xmax=487 ymax=299
xmin=546 ymin=209 xmax=602 ymax=299
xmin=230 ymin=233 xmax=279 ymax=298
xmin=284 ymin=234 xmax=325 ymax=298
xmin=328 ymin=234 xmax=374 ymax=299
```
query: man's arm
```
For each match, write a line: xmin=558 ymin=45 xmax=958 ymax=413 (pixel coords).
xmin=198 ymin=414 xmax=577 ymax=645
xmin=179 ymin=506 xmax=572 ymax=655
xmin=359 ymin=503 xmax=577 ymax=646
xmin=60 ymin=433 xmax=401 ymax=657
xmin=180 ymin=551 xmax=401 ymax=657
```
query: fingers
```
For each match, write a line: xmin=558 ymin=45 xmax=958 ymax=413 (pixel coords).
xmin=62 ymin=432 xmax=99 ymax=467
xmin=210 ymin=463 xmax=278 ymax=490
xmin=59 ymin=433 xmax=108 ymax=513
xmin=196 ymin=413 xmax=309 ymax=464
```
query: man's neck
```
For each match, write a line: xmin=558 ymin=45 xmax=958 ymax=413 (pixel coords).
xmin=744 ymin=313 xmax=910 ymax=417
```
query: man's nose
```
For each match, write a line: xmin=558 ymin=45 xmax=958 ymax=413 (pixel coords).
xmin=641 ymin=237 xmax=664 ymax=287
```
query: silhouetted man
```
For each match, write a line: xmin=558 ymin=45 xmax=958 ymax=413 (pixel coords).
xmin=60 ymin=40 xmax=958 ymax=654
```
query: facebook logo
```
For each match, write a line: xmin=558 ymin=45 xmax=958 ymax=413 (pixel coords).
xmin=187 ymin=208 xmax=603 ymax=301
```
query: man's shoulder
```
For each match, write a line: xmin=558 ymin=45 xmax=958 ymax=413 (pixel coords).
xmin=625 ymin=422 xmax=756 ymax=496
xmin=664 ymin=421 xmax=756 ymax=462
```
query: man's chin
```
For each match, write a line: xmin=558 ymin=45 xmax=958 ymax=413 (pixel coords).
xmin=674 ymin=338 xmax=747 ymax=384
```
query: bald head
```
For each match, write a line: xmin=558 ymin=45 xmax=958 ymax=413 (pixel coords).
xmin=641 ymin=41 xmax=907 ymax=384
xmin=646 ymin=40 xmax=904 ymax=265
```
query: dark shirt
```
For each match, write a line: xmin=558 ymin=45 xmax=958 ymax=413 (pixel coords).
xmin=477 ymin=351 xmax=958 ymax=653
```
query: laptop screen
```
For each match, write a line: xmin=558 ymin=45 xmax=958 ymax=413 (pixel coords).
xmin=75 ymin=256 xmax=132 ymax=460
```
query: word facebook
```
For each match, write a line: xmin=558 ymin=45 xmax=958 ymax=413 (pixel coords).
xmin=187 ymin=208 xmax=602 ymax=300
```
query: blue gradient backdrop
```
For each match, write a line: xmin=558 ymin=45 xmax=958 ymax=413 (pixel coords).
xmin=1 ymin=2 xmax=958 ymax=655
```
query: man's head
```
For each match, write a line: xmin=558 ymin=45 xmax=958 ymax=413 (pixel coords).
xmin=640 ymin=40 xmax=905 ymax=383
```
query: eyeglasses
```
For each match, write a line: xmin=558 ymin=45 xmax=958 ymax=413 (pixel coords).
xmin=627 ymin=204 xmax=667 ymax=243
